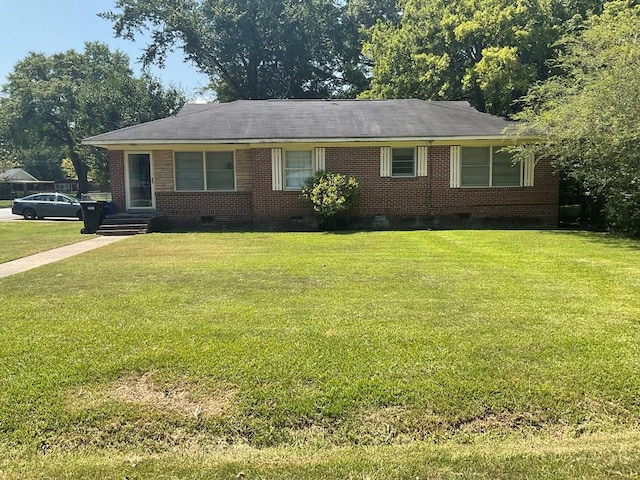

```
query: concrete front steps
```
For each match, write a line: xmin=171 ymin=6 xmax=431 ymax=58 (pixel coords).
xmin=96 ymin=213 xmax=160 ymax=236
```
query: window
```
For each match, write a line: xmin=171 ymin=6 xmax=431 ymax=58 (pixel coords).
xmin=34 ymin=194 xmax=55 ymax=202
xmin=392 ymin=148 xmax=415 ymax=177
xmin=492 ymin=149 xmax=521 ymax=186
xmin=56 ymin=194 xmax=74 ymax=204
xmin=460 ymin=147 xmax=521 ymax=187
xmin=175 ymin=151 xmax=235 ymax=191
xmin=381 ymin=146 xmax=427 ymax=177
xmin=271 ymin=148 xmax=324 ymax=190
xmin=175 ymin=152 xmax=204 ymax=190
xmin=284 ymin=150 xmax=313 ymax=190
xmin=55 ymin=183 xmax=72 ymax=192
xmin=205 ymin=152 xmax=234 ymax=191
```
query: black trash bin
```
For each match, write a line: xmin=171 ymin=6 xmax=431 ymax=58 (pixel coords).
xmin=80 ymin=201 xmax=108 ymax=234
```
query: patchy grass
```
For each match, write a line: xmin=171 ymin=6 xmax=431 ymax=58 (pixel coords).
xmin=2 ymin=430 xmax=640 ymax=479
xmin=67 ymin=372 xmax=237 ymax=421
xmin=0 ymin=230 xmax=639 ymax=478
xmin=0 ymin=221 xmax=88 ymax=263
xmin=0 ymin=200 xmax=13 ymax=208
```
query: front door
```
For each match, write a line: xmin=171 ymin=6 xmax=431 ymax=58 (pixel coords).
xmin=126 ymin=153 xmax=155 ymax=210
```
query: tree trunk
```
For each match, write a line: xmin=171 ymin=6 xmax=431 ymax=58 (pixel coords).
xmin=69 ymin=151 xmax=90 ymax=195
xmin=63 ymin=132 xmax=90 ymax=195
xmin=67 ymin=144 xmax=91 ymax=198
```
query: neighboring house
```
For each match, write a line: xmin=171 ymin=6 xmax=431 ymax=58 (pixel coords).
xmin=0 ymin=168 xmax=55 ymax=198
xmin=54 ymin=177 xmax=81 ymax=193
xmin=82 ymin=99 xmax=558 ymax=230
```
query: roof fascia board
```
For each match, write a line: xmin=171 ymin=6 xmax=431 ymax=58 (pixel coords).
xmin=84 ymin=135 xmax=539 ymax=150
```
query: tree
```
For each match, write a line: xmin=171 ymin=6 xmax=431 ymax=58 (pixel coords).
xmin=0 ymin=138 xmax=16 ymax=172
xmin=339 ymin=0 xmax=402 ymax=97
xmin=101 ymin=0 xmax=398 ymax=101
xmin=0 ymin=141 xmax=17 ymax=197
xmin=514 ymin=1 xmax=640 ymax=235
xmin=9 ymin=145 xmax=65 ymax=182
xmin=362 ymin=0 xmax=606 ymax=115
xmin=0 ymin=42 xmax=184 ymax=193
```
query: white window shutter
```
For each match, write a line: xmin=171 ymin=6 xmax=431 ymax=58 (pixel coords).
xmin=314 ymin=147 xmax=326 ymax=172
xmin=523 ymin=152 xmax=535 ymax=187
xmin=271 ymin=148 xmax=283 ymax=191
xmin=416 ymin=146 xmax=428 ymax=177
xmin=380 ymin=147 xmax=391 ymax=177
xmin=450 ymin=146 xmax=461 ymax=187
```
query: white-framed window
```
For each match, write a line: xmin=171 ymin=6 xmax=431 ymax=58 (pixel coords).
xmin=391 ymin=147 xmax=415 ymax=177
xmin=175 ymin=152 xmax=204 ymax=190
xmin=284 ymin=150 xmax=313 ymax=190
xmin=174 ymin=151 xmax=235 ymax=191
xmin=381 ymin=146 xmax=428 ymax=177
xmin=271 ymin=148 xmax=324 ymax=191
xmin=205 ymin=152 xmax=235 ymax=191
xmin=460 ymin=146 xmax=521 ymax=187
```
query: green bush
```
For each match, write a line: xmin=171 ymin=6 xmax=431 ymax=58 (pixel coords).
xmin=300 ymin=170 xmax=359 ymax=219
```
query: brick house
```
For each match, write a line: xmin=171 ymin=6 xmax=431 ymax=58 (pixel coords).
xmin=83 ymin=99 xmax=558 ymax=230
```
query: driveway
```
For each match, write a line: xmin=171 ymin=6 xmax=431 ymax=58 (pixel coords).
xmin=0 ymin=207 xmax=82 ymax=223
xmin=0 ymin=208 xmax=17 ymax=222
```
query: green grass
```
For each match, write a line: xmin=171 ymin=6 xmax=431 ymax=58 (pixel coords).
xmin=0 ymin=221 xmax=89 ymax=263
xmin=0 ymin=200 xmax=13 ymax=208
xmin=0 ymin=230 xmax=639 ymax=478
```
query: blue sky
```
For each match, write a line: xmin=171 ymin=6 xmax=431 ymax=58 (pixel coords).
xmin=0 ymin=0 xmax=210 ymax=100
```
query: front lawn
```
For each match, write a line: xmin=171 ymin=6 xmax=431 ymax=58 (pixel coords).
xmin=0 ymin=222 xmax=88 ymax=263
xmin=0 ymin=230 xmax=639 ymax=478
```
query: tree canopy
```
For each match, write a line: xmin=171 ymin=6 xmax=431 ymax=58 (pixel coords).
xmin=101 ymin=0 xmax=398 ymax=102
xmin=514 ymin=0 xmax=640 ymax=235
xmin=362 ymin=0 xmax=606 ymax=115
xmin=0 ymin=42 xmax=184 ymax=193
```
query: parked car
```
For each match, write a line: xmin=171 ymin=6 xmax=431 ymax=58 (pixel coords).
xmin=11 ymin=193 xmax=82 ymax=220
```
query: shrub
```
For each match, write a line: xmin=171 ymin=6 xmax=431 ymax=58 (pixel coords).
xmin=300 ymin=170 xmax=359 ymax=219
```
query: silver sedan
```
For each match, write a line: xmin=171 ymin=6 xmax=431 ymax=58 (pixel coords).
xmin=11 ymin=193 xmax=83 ymax=220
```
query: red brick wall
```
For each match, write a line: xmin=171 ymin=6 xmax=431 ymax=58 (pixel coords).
xmin=108 ymin=150 xmax=125 ymax=213
xmin=155 ymin=191 xmax=253 ymax=228
xmin=427 ymin=146 xmax=558 ymax=223
xmin=251 ymin=148 xmax=315 ymax=229
xmin=326 ymin=147 xmax=431 ymax=216
xmin=317 ymin=146 xmax=557 ymax=226
xmin=109 ymin=145 xmax=559 ymax=230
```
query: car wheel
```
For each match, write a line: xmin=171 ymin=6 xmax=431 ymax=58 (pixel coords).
xmin=22 ymin=208 xmax=37 ymax=220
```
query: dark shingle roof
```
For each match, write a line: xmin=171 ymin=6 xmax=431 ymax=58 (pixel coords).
xmin=83 ymin=99 xmax=518 ymax=145
xmin=0 ymin=168 xmax=40 ymax=182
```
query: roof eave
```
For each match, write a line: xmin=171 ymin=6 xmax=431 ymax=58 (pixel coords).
xmin=83 ymin=134 xmax=540 ymax=149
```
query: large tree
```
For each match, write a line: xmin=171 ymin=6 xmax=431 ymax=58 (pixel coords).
xmin=0 ymin=42 xmax=184 ymax=193
xmin=101 ymin=0 xmax=397 ymax=101
xmin=362 ymin=0 xmax=606 ymax=115
xmin=514 ymin=1 xmax=640 ymax=235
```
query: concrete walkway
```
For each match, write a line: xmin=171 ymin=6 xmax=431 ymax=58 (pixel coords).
xmin=0 ymin=236 xmax=128 ymax=279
